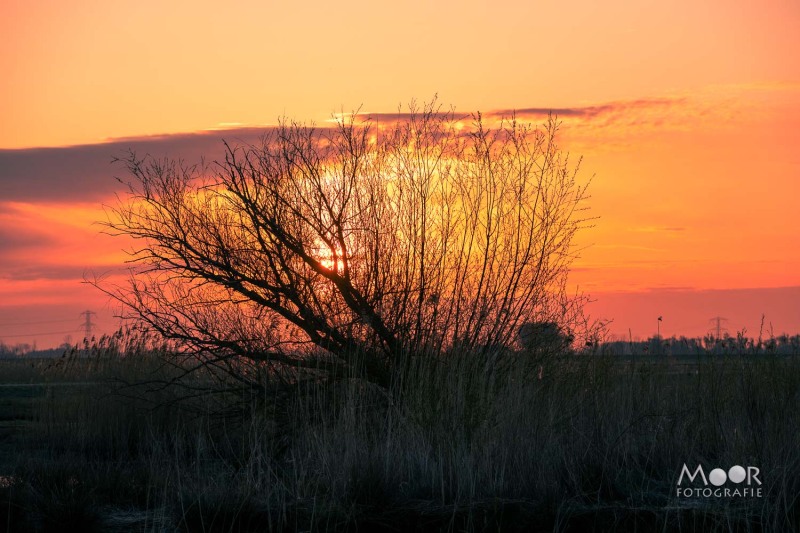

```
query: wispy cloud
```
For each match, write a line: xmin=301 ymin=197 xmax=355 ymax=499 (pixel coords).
xmin=0 ymin=200 xmax=126 ymax=284
xmin=333 ymin=111 xmax=467 ymax=123
xmin=340 ymin=97 xmax=686 ymax=123
xmin=593 ymin=244 xmax=665 ymax=252
xmin=629 ymin=226 xmax=687 ymax=233
xmin=485 ymin=97 xmax=684 ymax=122
xmin=0 ymin=263 xmax=122 ymax=282
xmin=0 ymin=224 xmax=57 ymax=254
xmin=641 ymin=285 xmax=698 ymax=292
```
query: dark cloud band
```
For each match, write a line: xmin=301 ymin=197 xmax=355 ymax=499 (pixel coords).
xmin=0 ymin=97 xmax=683 ymax=203
xmin=0 ymin=128 xmax=270 ymax=202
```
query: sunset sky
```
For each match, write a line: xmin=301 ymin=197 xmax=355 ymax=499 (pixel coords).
xmin=1 ymin=0 xmax=799 ymax=348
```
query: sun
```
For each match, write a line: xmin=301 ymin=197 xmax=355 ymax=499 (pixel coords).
xmin=313 ymin=241 xmax=346 ymax=274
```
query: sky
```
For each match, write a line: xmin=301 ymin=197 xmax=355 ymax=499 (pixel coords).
xmin=1 ymin=0 xmax=799 ymax=348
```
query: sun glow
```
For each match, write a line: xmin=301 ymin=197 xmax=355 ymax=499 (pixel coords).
xmin=314 ymin=243 xmax=346 ymax=274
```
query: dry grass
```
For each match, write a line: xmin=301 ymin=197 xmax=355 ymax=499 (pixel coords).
xmin=1 ymin=348 xmax=799 ymax=532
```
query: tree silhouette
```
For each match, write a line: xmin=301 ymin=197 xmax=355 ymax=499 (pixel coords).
xmin=518 ymin=320 xmax=574 ymax=356
xmin=101 ymin=101 xmax=593 ymax=390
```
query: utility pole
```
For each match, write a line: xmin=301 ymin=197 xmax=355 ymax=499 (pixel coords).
xmin=708 ymin=316 xmax=728 ymax=341
xmin=80 ymin=310 xmax=96 ymax=341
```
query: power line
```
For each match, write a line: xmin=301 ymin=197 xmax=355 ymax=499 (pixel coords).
xmin=0 ymin=310 xmax=101 ymax=342
xmin=0 ymin=318 xmax=76 ymax=327
xmin=0 ymin=329 xmax=80 ymax=339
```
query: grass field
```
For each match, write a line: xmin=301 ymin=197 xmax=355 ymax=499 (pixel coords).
xmin=1 ymin=350 xmax=798 ymax=532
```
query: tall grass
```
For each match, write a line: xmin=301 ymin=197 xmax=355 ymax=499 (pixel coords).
xmin=2 ymin=346 xmax=799 ymax=531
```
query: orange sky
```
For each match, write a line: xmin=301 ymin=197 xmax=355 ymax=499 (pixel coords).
xmin=1 ymin=1 xmax=799 ymax=347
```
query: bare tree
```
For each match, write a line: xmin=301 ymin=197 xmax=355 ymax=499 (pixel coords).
xmin=100 ymin=100 xmax=594 ymax=390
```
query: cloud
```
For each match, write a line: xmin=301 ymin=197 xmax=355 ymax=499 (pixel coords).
xmin=485 ymin=97 xmax=684 ymax=122
xmin=0 ymin=200 xmax=127 ymax=280
xmin=339 ymin=97 xmax=693 ymax=155
xmin=0 ymin=223 xmax=57 ymax=252
xmin=341 ymin=98 xmax=685 ymax=125
xmin=0 ymin=95 xmax=691 ymax=204
xmin=341 ymin=111 xmax=471 ymax=123
xmin=641 ymin=285 xmax=698 ymax=292
xmin=0 ymin=127 xmax=275 ymax=203
xmin=629 ymin=226 xmax=687 ymax=233
xmin=594 ymin=244 xmax=665 ymax=251
xmin=0 ymin=263 xmax=123 ymax=282
xmin=0 ymin=204 xmax=61 ymax=262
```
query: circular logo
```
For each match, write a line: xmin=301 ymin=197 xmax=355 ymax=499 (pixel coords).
xmin=709 ymin=468 xmax=727 ymax=486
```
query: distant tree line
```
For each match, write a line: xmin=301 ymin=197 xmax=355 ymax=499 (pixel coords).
xmin=599 ymin=333 xmax=800 ymax=356
xmin=0 ymin=341 xmax=68 ymax=358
